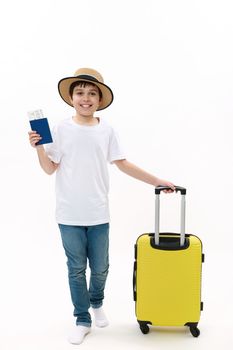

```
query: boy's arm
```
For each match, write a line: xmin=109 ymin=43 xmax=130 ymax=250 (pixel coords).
xmin=36 ymin=146 xmax=59 ymax=175
xmin=29 ymin=131 xmax=59 ymax=175
xmin=114 ymin=159 xmax=175 ymax=192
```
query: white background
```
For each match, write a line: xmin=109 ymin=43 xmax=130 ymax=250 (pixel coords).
xmin=0 ymin=0 xmax=233 ymax=349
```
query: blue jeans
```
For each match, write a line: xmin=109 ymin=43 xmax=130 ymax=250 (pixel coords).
xmin=58 ymin=223 xmax=109 ymax=327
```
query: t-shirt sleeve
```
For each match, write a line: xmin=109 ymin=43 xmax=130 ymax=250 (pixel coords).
xmin=108 ymin=127 xmax=126 ymax=164
xmin=45 ymin=125 xmax=62 ymax=164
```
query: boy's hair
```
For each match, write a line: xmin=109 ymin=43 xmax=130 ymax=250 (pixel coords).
xmin=69 ymin=81 xmax=103 ymax=100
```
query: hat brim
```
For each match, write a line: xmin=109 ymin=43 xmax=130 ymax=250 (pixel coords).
xmin=58 ymin=76 xmax=114 ymax=111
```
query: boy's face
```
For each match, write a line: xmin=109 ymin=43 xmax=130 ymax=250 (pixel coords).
xmin=69 ymin=84 xmax=102 ymax=117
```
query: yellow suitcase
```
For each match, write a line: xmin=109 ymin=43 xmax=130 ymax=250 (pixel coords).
xmin=133 ymin=186 xmax=204 ymax=337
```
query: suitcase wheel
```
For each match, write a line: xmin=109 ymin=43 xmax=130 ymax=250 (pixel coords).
xmin=189 ymin=326 xmax=200 ymax=337
xmin=139 ymin=323 xmax=150 ymax=334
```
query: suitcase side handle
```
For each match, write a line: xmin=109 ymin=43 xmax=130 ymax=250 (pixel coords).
xmin=155 ymin=185 xmax=186 ymax=246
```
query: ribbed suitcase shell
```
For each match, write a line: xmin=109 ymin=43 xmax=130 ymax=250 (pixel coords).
xmin=135 ymin=233 xmax=203 ymax=327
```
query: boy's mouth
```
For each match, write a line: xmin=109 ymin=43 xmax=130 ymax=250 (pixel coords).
xmin=80 ymin=104 xmax=92 ymax=108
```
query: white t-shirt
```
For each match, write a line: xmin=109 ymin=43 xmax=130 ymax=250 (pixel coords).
xmin=45 ymin=117 xmax=125 ymax=226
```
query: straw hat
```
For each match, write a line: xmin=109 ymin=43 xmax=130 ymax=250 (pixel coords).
xmin=58 ymin=68 xmax=114 ymax=111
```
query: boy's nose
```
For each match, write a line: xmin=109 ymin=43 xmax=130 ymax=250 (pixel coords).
xmin=83 ymin=94 xmax=89 ymax=101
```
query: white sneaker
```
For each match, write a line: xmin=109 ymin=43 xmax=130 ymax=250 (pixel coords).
xmin=92 ymin=306 xmax=109 ymax=328
xmin=68 ymin=325 xmax=91 ymax=345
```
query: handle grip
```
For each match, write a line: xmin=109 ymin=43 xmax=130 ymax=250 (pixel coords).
xmin=155 ymin=185 xmax=186 ymax=195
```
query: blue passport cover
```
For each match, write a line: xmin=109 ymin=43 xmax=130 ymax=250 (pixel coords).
xmin=30 ymin=118 xmax=53 ymax=145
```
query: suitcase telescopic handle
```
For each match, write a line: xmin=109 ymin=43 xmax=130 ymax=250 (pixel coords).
xmin=154 ymin=186 xmax=186 ymax=246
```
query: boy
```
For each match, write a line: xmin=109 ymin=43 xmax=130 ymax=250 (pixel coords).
xmin=28 ymin=68 xmax=175 ymax=345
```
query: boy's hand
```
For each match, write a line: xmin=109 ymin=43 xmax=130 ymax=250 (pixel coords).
xmin=157 ymin=179 xmax=176 ymax=193
xmin=28 ymin=131 xmax=42 ymax=148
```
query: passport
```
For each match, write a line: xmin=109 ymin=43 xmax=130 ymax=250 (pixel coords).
xmin=30 ymin=117 xmax=53 ymax=145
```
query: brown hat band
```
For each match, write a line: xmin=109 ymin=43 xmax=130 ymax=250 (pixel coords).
xmin=75 ymin=74 xmax=99 ymax=82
